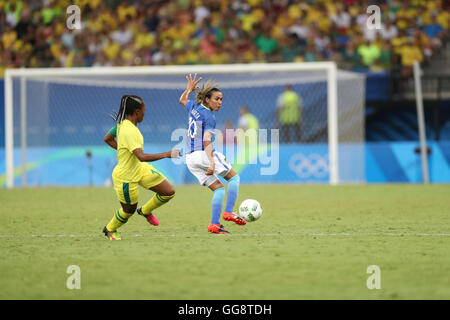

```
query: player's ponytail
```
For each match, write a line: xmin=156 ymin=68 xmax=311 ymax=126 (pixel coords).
xmin=196 ymin=80 xmax=221 ymax=105
xmin=112 ymin=95 xmax=145 ymax=123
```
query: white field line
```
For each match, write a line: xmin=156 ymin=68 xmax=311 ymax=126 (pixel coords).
xmin=0 ymin=232 xmax=450 ymax=239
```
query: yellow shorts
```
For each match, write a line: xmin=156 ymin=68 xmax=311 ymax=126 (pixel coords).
xmin=112 ymin=163 xmax=166 ymax=205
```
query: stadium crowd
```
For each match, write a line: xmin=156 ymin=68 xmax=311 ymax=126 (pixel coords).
xmin=0 ymin=0 xmax=449 ymax=77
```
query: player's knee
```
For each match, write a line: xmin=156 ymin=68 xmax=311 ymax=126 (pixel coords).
xmin=159 ymin=187 xmax=175 ymax=197
xmin=229 ymin=174 xmax=240 ymax=183
xmin=123 ymin=204 xmax=137 ymax=214
xmin=166 ymin=188 xmax=175 ymax=197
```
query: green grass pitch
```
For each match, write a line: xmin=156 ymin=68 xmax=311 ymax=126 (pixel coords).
xmin=1 ymin=184 xmax=449 ymax=299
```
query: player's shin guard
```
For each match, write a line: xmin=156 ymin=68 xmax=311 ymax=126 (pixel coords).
xmin=225 ymin=174 xmax=240 ymax=213
xmin=211 ymin=187 xmax=225 ymax=224
xmin=106 ymin=208 xmax=133 ymax=232
xmin=141 ymin=193 xmax=175 ymax=215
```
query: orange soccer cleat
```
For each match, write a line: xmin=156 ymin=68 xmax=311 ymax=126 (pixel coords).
xmin=222 ymin=212 xmax=246 ymax=225
xmin=208 ymin=223 xmax=230 ymax=234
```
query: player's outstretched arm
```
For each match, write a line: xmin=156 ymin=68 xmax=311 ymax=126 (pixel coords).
xmin=179 ymin=73 xmax=202 ymax=107
xmin=133 ymin=148 xmax=181 ymax=162
xmin=104 ymin=132 xmax=117 ymax=150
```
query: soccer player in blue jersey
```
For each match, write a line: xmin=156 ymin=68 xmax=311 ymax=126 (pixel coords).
xmin=179 ymin=73 xmax=246 ymax=234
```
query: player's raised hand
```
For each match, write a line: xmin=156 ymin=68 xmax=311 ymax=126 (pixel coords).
xmin=186 ymin=73 xmax=202 ymax=93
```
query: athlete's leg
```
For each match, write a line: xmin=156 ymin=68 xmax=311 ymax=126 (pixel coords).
xmin=139 ymin=179 xmax=176 ymax=216
xmin=121 ymin=203 xmax=137 ymax=214
xmin=224 ymin=168 xmax=239 ymax=213
xmin=150 ymin=179 xmax=176 ymax=196
xmin=222 ymin=168 xmax=245 ymax=225
xmin=104 ymin=181 xmax=138 ymax=238
xmin=207 ymin=179 xmax=229 ymax=233
xmin=186 ymin=151 xmax=229 ymax=233
xmin=104 ymin=202 xmax=136 ymax=240
xmin=136 ymin=164 xmax=173 ymax=224
xmin=208 ymin=179 xmax=224 ymax=191
xmin=208 ymin=180 xmax=225 ymax=225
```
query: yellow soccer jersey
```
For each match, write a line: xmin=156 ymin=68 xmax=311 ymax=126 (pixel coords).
xmin=110 ymin=120 xmax=145 ymax=182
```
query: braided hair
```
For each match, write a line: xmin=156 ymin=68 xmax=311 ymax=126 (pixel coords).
xmin=112 ymin=95 xmax=145 ymax=123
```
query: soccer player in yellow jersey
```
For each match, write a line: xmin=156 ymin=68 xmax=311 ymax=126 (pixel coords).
xmin=103 ymin=95 xmax=180 ymax=240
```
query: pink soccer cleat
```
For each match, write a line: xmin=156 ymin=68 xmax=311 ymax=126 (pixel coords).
xmin=146 ymin=213 xmax=159 ymax=226
xmin=137 ymin=207 xmax=159 ymax=226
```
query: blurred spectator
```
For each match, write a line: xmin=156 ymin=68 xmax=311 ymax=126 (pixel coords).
xmin=255 ymin=28 xmax=278 ymax=58
xmin=331 ymin=5 xmax=352 ymax=32
xmin=276 ymin=84 xmax=302 ymax=143
xmin=200 ymin=28 xmax=217 ymax=57
xmin=357 ymin=39 xmax=381 ymax=70
xmin=237 ymin=105 xmax=259 ymax=148
xmin=281 ymin=33 xmax=303 ymax=62
xmin=395 ymin=1 xmax=415 ymax=32
xmin=314 ymin=31 xmax=331 ymax=57
xmin=5 ymin=0 xmax=22 ymax=27
xmin=423 ymin=15 xmax=445 ymax=50
xmin=103 ymin=37 xmax=121 ymax=61
xmin=40 ymin=2 xmax=63 ymax=26
xmin=391 ymin=29 xmax=409 ymax=56
xmin=379 ymin=19 xmax=398 ymax=41
xmin=398 ymin=37 xmax=423 ymax=77
xmin=378 ymin=42 xmax=394 ymax=71
xmin=238 ymin=106 xmax=259 ymax=132
xmin=413 ymin=29 xmax=433 ymax=61
xmin=304 ymin=41 xmax=318 ymax=62
xmin=288 ymin=18 xmax=309 ymax=45
xmin=2 ymin=25 xmax=17 ymax=49
xmin=144 ymin=6 xmax=160 ymax=33
xmin=111 ymin=21 xmax=133 ymax=46
xmin=436 ymin=9 xmax=449 ymax=32
xmin=135 ymin=23 xmax=155 ymax=50
xmin=194 ymin=3 xmax=211 ymax=24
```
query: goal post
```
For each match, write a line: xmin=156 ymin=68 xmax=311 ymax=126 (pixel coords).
xmin=413 ymin=60 xmax=429 ymax=184
xmin=4 ymin=62 xmax=364 ymax=188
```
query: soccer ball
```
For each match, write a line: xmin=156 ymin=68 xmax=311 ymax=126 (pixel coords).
xmin=238 ymin=199 xmax=263 ymax=222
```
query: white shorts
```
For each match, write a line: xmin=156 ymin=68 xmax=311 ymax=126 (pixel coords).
xmin=186 ymin=150 xmax=232 ymax=186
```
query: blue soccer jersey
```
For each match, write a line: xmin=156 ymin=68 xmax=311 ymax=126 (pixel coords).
xmin=185 ymin=100 xmax=216 ymax=154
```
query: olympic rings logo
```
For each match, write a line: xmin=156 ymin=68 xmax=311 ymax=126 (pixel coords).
xmin=288 ymin=153 xmax=329 ymax=179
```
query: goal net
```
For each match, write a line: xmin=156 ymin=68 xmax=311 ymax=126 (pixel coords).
xmin=3 ymin=63 xmax=365 ymax=187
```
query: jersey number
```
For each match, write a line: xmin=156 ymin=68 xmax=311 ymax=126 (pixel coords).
xmin=188 ymin=117 xmax=198 ymax=139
